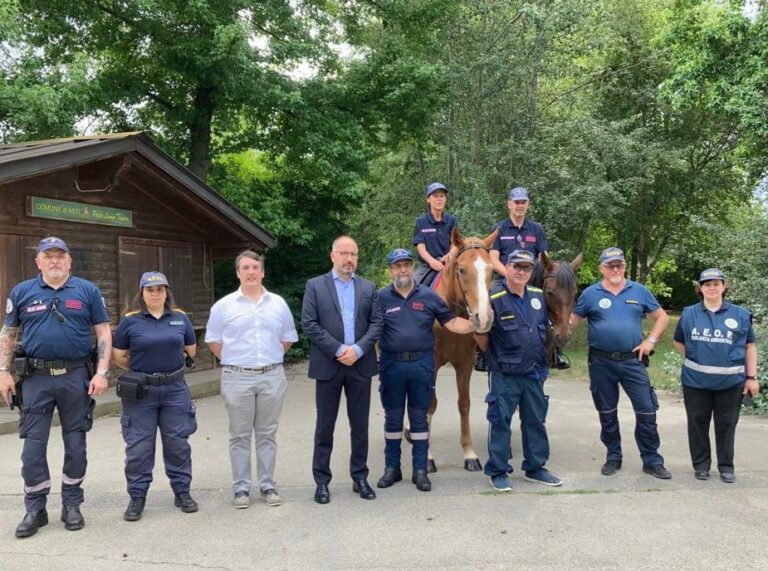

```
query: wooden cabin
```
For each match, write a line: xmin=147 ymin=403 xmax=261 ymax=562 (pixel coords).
xmin=0 ymin=132 xmax=275 ymax=370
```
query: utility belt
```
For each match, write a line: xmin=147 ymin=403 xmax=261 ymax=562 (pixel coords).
xmin=116 ymin=366 xmax=186 ymax=400
xmin=590 ymin=348 xmax=654 ymax=367
xmin=17 ymin=356 xmax=90 ymax=377
xmin=382 ymin=350 xmax=432 ymax=362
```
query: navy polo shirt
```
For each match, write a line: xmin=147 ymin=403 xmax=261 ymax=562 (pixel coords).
xmin=113 ymin=308 xmax=196 ymax=374
xmin=491 ymin=218 xmax=549 ymax=262
xmin=573 ymin=280 xmax=660 ymax=353
xmin=4 ymin=274 xmax=109 ymax=360
xmin=674 ymin=301 xmax=755 ymax=390
xmin=378 ymin=283 xmax=454 ymax=353
xmin=412 ymin=212 xmax=457 ymax=263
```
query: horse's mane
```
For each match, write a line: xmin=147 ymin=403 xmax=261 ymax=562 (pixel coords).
xmin=531 ymin=258 xmax=577 ymax=290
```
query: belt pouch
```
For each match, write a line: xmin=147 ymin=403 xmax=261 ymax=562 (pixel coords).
xmin=116 ymin=372 xmax=148 ymax=400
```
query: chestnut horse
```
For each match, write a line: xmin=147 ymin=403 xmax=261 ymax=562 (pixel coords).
xmin=428 ymin=227 xmax=497 ymax=472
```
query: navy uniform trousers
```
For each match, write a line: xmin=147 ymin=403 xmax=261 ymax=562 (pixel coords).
xmin=379 ymin=354 xmax=434 ymax=471
xmin=120 ymin=379 xmax=197 ymax=498
xmin=19 ymin=367 xmax=94 ymax=511
xmin=588 ymin=355 xmax=663 ymax=467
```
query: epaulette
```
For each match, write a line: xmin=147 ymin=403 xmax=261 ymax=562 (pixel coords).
xmin=527 ymin=286 xmax=543 ymax=293
xmin=490 ymin=290 xmax=508 ymax=300
xmin=173 ymin=308 xmax=187 ymax=314
xmin=124 ymin=310 xmax=140 ymax=317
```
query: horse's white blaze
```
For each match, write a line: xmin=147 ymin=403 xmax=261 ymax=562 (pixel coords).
xmin=473 ymin=257 xmax=492 ymax=330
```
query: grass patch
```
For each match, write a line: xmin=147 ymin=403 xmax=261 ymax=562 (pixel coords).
xmin=555 ymin=313 xmax=682 ymax=392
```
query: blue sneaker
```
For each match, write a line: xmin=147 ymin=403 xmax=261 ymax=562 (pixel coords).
xmin=489 ymin=475 xmax=512 ymax=492
xmin=524 ymin=468 xmax=563 ymax=487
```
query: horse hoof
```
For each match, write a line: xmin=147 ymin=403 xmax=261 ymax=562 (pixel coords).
xmin=464 ymin=458 xmax=483 ymax=471
xmin=427 ymin=459 xmax=438 ymax=474
xmin=404 ymin=428 xmax=412 ymax=444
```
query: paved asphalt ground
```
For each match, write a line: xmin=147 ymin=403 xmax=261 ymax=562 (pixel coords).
xmin=0 ymin=362 xmax=766 ymax=570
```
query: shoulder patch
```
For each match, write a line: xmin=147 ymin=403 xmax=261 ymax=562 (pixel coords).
xmin=527 ymin=286 xmax=543 ymax=293
xmin=490 ymin=291 xmax=508 ymax=300
xmin=124 ymin=310 xmax=140 ymax=317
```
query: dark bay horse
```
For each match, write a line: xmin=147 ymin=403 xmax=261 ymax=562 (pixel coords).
xmin=531 ymin=252 xmax=583 ymax=367
xmin=428 ymin=227 xmax=497 ymax=472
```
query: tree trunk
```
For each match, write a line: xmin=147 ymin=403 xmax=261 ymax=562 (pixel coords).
xmin=187 ymin=86 xmax=216 ymax=181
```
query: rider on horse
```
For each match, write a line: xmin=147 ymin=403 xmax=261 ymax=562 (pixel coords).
xmin=413 ymin=182 xmax=458 ymax=287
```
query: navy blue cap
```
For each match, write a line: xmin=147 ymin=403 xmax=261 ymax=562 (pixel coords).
xmin=140 ymin=271 xmax=170 ymax=288
xmin=599 ymin=247 xmax=625 ymax=264
xmin=426 ymin=182 xmax=448 ymax=197
xmin=699 ymin=268 xmax=725 ymax=283
xmin=508 ymin=187 xmax=529 ymax=201
xmin=37 ymin=236 xmax=69 ymax=254
xmin=387 ymin=248 xmax=415 ymax=265
xmin=506 ymin=249 xmax=536 ymax=265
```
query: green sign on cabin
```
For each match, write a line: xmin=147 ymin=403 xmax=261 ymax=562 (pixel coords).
xmin=29 ymin=197 xmax=133 ymax=228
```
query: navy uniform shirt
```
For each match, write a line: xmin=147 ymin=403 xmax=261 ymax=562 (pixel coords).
xmin=412 ymin=212 xmax=457 ymax=264
xmin=487 ymin=284 xmax=549 ymax=379
xmin=491 ymin=218 xmax=549 ymax=263
xmin=378 ymin=283 xmax=454 ymax=353
xmin=573 ymin=280 xmax=660 ymax=353
xmin=674 ymin=301 xmax=755 ymax=390
xmin=4 ymin=274 xmax=109 ymax=360
xmin=113 ymin=308 xmax=196 ymax=374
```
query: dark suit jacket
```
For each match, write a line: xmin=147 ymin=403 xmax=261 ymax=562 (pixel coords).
xmin=302 ymin=272 xmax=382 ymax=380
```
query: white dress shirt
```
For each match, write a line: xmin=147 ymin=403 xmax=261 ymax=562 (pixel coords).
xmin=205 ymin=287 xmax=298 ymax=367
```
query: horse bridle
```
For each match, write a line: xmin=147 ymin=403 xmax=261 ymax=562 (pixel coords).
xmin=448 ymin=243 xmax=490 ymax=318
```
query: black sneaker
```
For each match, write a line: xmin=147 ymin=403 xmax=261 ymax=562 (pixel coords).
xmin=601 ymin=459 xmax=622 ymax=476
xmin=174 ymin=492 xmax=199 ymax=513
xmin=124 ymin=497 xmax=146 ymax=521
xmin=643 ymin=464 xmax=672 ymax=480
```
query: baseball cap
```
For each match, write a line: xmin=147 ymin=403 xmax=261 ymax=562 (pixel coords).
xmin=599 ymin=247 xmax=625 ymax=264
xmin=506 ymin=249 xmax=536 ymax=265
xmin=508 ymin=187 xmax=529 ymax=201
xmin=387 ymin=248 xmax=415 ymax=265
xmin=698 ymin=268 xmax=725 ymax=283
xmin=140 ymin=271 xmax=170 ymax=288
xmin=37 ymin=236 xmax=69 ymax=254
xmin=426 ymin=182 xmax=448 ymax=197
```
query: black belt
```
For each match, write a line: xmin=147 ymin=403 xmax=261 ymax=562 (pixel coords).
xmin=384 ymin=350 xmax=432 ymax=362
xmin=134 ymin=367 xmax=186 ymax=386
xmin=590 ymin=348 xmax=636 ymax=362
xmin=28 ymin=357 xmax=89 ymax=375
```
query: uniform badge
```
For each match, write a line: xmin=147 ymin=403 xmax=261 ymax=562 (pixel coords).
xmin=169 ymin=320 xmax=183 ymax=326
xmin=65 ymin=299 xmax=83 ymax=310
xmin=411 ymin=302 xmax=425 ymax=311
xmin=385 ymin=306 xmax=401 ymax=314
xmin=525 ymin=236 xmax=537 ymax=242
xmin=530 ymin=298 xmax=542 ymax=310
xmin=5 ymin=298 xmax=12 ymax=315
xmin=724 ymin=318 xmax=738 ymax=329
xmin=598 ymin=298 xmax=612 ymax=309
xmin=101 ymin=296 xmax=107 ymax=308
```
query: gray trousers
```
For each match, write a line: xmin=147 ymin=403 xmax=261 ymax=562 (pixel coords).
xmin=220 ymin=365 xmax=287 ymax=493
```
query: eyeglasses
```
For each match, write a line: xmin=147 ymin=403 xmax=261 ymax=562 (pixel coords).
xmin=50 ymin=297 xmax=67 ymax=323
xmin=509 ymin=264 xmax=534 ymax=273
xmin=603 ymin=263 xmax=626 ymax=271
xmin=334 ymin=251 xmax=358 ymax=258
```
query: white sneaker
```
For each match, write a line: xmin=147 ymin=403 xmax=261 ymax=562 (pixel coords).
xmin=233 ymin=491 xmax=250 ymax=509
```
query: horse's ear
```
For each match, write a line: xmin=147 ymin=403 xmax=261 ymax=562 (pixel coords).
xmin=451 ymin=226 xmax=464 ymax=248
xmin=481 ymin=228 xmax=498 ymax=249
xmin=540 ymin=251 xmax=553 ymax=269
xmin=570 ymin=252 xmax=584 ymax=271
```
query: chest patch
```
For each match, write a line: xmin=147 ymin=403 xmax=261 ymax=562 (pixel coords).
xmin=26 ymin=304 xmax=47 ymax=313
xmin=411 ymin=302 xmax=425 ymax=311
xmin=421 ymin=228 xmax=436 ymax=233
xmin=65 ymin=299 xmax=83 ymax=310
xmin=385 ymin=306 xmax=401 ymax=315
xmin=524 ymin=235 xmax=536 ymax=242
xmin=625 ymin=299 xmax=639 ymax=305
xmin=724 ymin=318 xmax=738 ymax=329
xmin=598 ymin=298 xmax=612 ymax=309
xmin=530 ymin=298 xmax=542 ymax=310
xmin=169 ymin=320 xmax=184 ymax=326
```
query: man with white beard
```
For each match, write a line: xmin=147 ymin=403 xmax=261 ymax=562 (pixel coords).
xmin=570 ymin=247 xmax=671 ymax=480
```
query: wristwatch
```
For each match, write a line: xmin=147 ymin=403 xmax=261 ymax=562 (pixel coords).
xmin=746 ymin=376 xmax=757 ymax=381
xmin=96 ymin=369 xmax=109 ymax=378
xmin=0 ymin=367 xmax=9 ymax=372
xmin=647 ymin=335 xmax=657 ymax=345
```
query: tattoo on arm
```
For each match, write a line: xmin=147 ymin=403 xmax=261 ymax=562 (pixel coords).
xmin=98 ymin=339 xmax=106 ymax=361
xmin=0 ymin=325 xmax=19 ymax=368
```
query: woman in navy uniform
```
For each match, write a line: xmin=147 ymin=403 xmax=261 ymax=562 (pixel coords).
xmin=673 ymin=268 xmax=759 ymax=483
xmin=112 ymin=272 xmax=198 ymax=521
xmin=412 ymin=182 xmax=458 ymax=285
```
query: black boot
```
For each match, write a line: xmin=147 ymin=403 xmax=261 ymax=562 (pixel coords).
xmin=474 ymin=348 xmax=488 ymax=372
xmin=412 ymin=470 xmax=432 ymax=492
xmin=60 ymin=505 xmax=85 ymax=531
xmin=555 ymin=347 xmax=571 ymax=370
xmin=15 ymin=510 xmax=48 ymax=538
xmin=123 ymin=497 xmax=146 ymax=522
xmin=377 ymin=467 xmax=403 ymax=488
xmin=174 ymin=492 xmax=199 ymax=513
